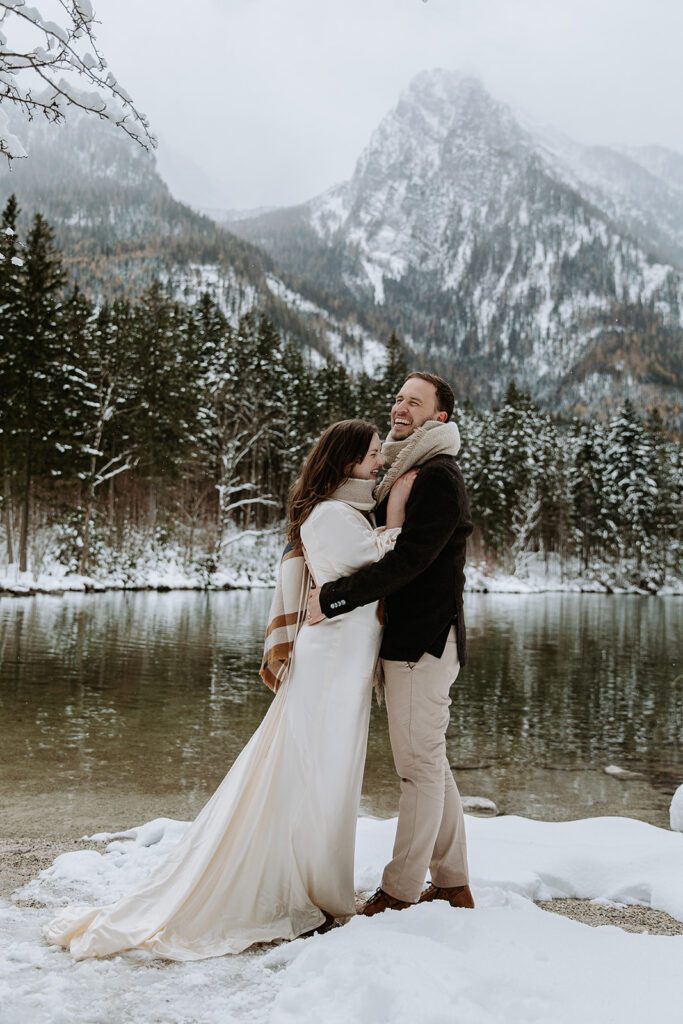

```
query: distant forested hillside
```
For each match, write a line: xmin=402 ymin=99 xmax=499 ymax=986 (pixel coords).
xmin=1 ymin=198 xmax=680 ymax=590
xmin=0 ymin=113 xmax=387 ymax=372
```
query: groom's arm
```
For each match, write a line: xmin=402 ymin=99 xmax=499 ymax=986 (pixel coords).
xmin=318 ymin=465 xmax=463 ymax=618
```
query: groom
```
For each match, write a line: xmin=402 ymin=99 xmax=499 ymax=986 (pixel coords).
xmin=308 ymin=371 xmax=474 ymax=914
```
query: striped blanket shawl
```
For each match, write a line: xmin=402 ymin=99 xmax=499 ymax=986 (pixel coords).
xmin=259 ymin=543 xmax=312 ymax=692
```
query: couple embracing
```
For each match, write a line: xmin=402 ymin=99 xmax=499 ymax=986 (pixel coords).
xmin=44 ymin=371 xmax=474 ymax=961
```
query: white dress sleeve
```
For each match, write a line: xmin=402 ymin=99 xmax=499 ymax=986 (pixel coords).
xmin=373 ymin=525 xmax=402 ymax=558
xmin=302 ymin=501 xmax=400 ymax=581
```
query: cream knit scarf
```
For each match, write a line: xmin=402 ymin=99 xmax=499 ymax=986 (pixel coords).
xmin=374 ymin=420 xmax=461 ymax=505
xmin=328 ymin=477 xmax=376 ymax=511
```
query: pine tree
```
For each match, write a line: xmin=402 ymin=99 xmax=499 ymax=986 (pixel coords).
xmin=461 ymin=410 xmax=507 ymax=552
xmin=529 ymin=416 xmax=572 ymax=563
xmin=125 ymin=284 xmax=201 ymax=535
xmin=241 ymin=315 xmax=285 ymax=529
xmin=58 ymin=286 xmax=99 ymax=478
xmin=370 ymin=331 xmax=410 ymax=432
xmin=315 ymin=358 xmax=355 ymax=427
xmin=488 ymin=384 xmax=538 ymax=554
xmin=198 ymin=313 xmax=281 ymax=559
xmin=569 ymin=422 xmax=612 ymax=568
xmin=192 ymin=292 xmax=229 ymax=373
xmin=351 ymin=369 xmax=376 ymax=423
xmin=174 ymin=293 xmax=229 ymax=560
xmin=14 ymin=213 xmax=66 ymax=571
xmin=604 ymin=400 xmax=658 ymax=574
xmin=274 ymin=336 xmax=318 ymax=511
xmin=642 ymin=409 xmax=680 ymax=583
xmin=72 ymin=298 xmax=143 ymax=572
xmin=0 ymin=194 xmax=23 ymax=564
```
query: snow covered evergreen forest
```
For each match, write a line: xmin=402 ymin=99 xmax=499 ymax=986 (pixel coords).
xmin=0 ymin=195 xmax=681 ymax=594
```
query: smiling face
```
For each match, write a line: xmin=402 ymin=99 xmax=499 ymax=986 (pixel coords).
xmin=391 ymin=378 xmax=447 ymax=439
xmin=349 ymin=432 xmax=384 ymax=480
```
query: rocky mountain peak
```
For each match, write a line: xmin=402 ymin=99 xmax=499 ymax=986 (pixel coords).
xmin=346 ymin=69 xmax=527 ymax=211
xmin=398 ymin=68 xmax=521 ymax=144
xmin=225 ymin=70 xmax=683 ymax=424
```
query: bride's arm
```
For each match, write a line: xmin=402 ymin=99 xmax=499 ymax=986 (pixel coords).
xmin=307 ymin=462 xmax=470 ymax=624
xmin=304 ymin=502 xmax=401 ymax=577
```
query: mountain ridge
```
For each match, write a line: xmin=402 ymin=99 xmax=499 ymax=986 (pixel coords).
xmin=229 ymin=69 xmax=683 ymax=424
xmin=0 ymin=111 xmax=387 ymax=374
xmin=2 ymin=75 xmax=682 ymax=425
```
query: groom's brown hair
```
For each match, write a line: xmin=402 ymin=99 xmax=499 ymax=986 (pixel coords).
xmin=405 ymin=372 xmax=455 ymax=421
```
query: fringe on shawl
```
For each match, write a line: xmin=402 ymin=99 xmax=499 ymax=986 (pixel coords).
xmin=259 ymin=543 xmax=311 ymax=692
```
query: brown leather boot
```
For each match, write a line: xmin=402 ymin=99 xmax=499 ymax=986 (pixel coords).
xmin=357 ymin=887 xmax=413 ymax=917
xmin=418 ymin=883 xmax=475 ymax=909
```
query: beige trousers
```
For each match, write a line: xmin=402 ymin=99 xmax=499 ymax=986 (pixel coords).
xmin=380 ymin=627 xmax=469 ymax=903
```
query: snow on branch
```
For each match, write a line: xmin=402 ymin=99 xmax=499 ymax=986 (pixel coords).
xmin=91 ymin=450 xmax=138 ymax=487
xmin=218 ymin=496 xmax=278 ymax=514
xmin=0 ymin=0 xmax=156 ymax=161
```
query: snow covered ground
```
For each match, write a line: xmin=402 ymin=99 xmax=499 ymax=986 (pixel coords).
xmin=0 ymin=529 xmax=285 ymax=597
xmin=1 ymin=541 xmax=681 ymax=597
xmin=2 ymin=813 xmax=682 ymax=1024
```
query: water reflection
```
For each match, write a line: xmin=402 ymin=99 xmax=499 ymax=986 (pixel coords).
xmin=457 ymin=594 xmax=681 ymax=769
xmin=0 ymin=590 xmax=680 ymax=835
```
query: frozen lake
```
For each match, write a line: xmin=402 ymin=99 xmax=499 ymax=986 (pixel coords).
xmin=0 ymin=590 xmax=680 ymax=838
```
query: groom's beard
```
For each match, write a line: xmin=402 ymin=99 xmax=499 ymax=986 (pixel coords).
xmin=388 ymin=425 xmax=413 ymax=441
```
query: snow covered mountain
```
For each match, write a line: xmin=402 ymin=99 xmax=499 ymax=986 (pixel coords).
xmin=530 ymin=128 xmax=683 ymax=269
xmin=3 ymin=78 xmax=682 ymax=422
xmin=231 ymin=70 xmax=683 ymax=421
xmin=0 ymin=112 xmax=385 ymax=374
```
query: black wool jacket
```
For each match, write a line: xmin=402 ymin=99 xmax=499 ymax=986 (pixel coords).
xmin=319 ymin=454 xmax=473 ymax=665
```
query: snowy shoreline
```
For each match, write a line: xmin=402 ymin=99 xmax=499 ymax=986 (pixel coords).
xmin=3 ymin=812 xmax=683 ymax=1024
xmin=1 ymin=557 xmax=682 ymax=599
xmin=2 ymin=526 xmax=681 ymax=598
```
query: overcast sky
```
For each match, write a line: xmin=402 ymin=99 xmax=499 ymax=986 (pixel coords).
xmin=92 ymin=0 xmax=683 ymax=211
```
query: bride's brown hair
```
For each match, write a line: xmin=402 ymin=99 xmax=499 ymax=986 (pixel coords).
xmin=286 ymin=419 xmax=378 ymax=549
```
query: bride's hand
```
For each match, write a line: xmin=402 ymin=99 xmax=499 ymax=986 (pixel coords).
xmin=386 ymin=468 xmax=419 ymax=528
xmin=307 ymin=586 xmax=326 ymax=625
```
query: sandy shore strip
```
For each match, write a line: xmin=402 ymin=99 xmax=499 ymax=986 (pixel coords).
xmin=535 ymin=898 xmax=683 ymax=936
xmin=1 ymin=837 xmax=105 ymax=905
xmin=3 ymin=834 xmax=682 ymax=937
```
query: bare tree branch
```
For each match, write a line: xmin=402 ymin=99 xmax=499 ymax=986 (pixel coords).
xmin=0 ymin=0 xmax=156 ymax=161
xmin=221 ymin=496 xmax=278 ymax=514
xmin=93 ymin=453 xmax=138 ymax=488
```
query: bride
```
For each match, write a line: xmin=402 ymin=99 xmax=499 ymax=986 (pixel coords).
xmin=44 ymin=419 xmax=415 ymax=960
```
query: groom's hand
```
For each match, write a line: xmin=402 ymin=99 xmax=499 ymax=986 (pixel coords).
xmin=307 ymin=586 xmax=326 ymax=625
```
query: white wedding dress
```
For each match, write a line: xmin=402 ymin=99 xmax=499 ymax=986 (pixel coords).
xmin=43 ymin=500 xmax=398 ymax=960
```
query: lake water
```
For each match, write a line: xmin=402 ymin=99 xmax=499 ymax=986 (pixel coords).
xmin=0 ymin=590 xmax=680 ymax=838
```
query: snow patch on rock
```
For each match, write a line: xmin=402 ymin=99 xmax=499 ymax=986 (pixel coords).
xmin=670 ymin=785 xmax=683 ymax=832
xmin=461 ymin=796 xmax=499 ymax=816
